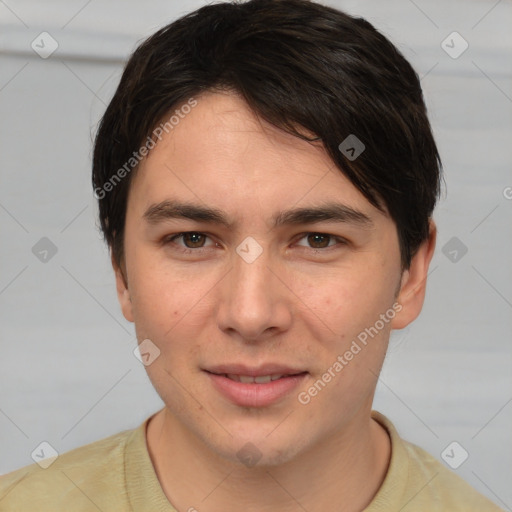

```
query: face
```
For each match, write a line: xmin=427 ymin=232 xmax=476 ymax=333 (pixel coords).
xmin=114 ymin=90 xmax=434 ymax=466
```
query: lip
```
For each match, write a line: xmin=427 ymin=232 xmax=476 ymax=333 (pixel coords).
xmin=204 ymin=363 xmax=305 ymax=377
xmin=204 ymin=366 xmax=308 ymax=407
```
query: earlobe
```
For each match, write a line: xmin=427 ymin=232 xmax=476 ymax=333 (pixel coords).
xmin=112 ymin=252 xmax=134 ymax=323
xmin=391 ymin=220 xmax=437 ymax=330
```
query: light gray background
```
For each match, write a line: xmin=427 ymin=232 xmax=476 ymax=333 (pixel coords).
xmin=1 ymin=0 xmax=511 ymax=508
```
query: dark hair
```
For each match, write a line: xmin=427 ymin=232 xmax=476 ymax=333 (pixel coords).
xmin=92 ymin=0 xmax=442 ymax=274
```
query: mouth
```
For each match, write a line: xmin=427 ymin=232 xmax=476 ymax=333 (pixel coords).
xmin=203 ymin=365 xmax=308 ymax=407
xmin=214 ymin=373 xmax=298 ymax=384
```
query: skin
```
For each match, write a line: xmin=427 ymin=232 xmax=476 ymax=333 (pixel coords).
xmin=113 ymin=90 xmax=436 ymax=512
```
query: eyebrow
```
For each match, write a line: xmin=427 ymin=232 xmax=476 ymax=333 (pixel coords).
xmin=142 ymin=199 xmax=374 ymax=229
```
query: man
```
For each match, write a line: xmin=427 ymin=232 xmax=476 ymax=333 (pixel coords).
xmin=0 ymin=0 xmax=504 ymax=510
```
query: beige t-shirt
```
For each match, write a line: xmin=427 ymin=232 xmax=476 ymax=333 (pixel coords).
xmin=0 ymin=410 xmax=504 ymax=511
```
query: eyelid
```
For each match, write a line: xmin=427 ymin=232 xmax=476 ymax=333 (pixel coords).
xmin=294 ymin=232 xmax=348 ymax=249
xmin=164 ymin=232 xmax=217 ymax=249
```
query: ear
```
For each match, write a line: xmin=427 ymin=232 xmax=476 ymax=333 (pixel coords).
xmin=112 ymin=251 xmax=134 ymax=323
xmin=391 ymin=219 xmax=436 ymax=330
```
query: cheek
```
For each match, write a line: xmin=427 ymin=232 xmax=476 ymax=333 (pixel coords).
xmin=295 ymin=265 xmax=397 ymax=339
xmin=291 ymin=259 xmax=398 ymax=402
xmin=127 ymin=261 xmax=220 ymax=383
xmin=128 ymin=256 xmax=206 ymax=333
xmin=130 ymin=279 xmax=177 ymax=339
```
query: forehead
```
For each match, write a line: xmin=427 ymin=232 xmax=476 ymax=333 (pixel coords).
xmin=128 ymin=91 xmax=382 ymax=220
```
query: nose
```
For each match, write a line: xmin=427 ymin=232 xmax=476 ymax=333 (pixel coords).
xmin=216 ymin=245 xmax=292 ymax=342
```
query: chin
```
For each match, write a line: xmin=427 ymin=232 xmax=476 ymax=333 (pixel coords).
xmin=209 ymin=427 xmax=309 ymax=469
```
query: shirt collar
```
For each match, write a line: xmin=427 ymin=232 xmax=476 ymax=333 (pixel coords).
xmin=123 ymin=410 xmax=407 ymax=512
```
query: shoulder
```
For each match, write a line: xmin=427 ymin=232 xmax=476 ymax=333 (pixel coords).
xmin=402 ymin=440 xmax=503 ymax=511
xmin=371 ymin=411 xmax=504 ymax=512
xmin=0 ymin=426 xmax=138 ymax=512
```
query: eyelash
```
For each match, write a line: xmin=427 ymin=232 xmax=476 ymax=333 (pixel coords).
xmin=163 ymin=231 xmax=347 ymax=254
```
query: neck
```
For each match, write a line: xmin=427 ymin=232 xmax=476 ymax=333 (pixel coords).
xmin=146 ymin=407 xmax=390 ymax=512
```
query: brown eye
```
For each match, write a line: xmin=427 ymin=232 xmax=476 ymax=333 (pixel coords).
xmin=307 ymin=233 xmax=332 ymax=248
xmin=182 ymin=232 xmax=207 ymax=248
xmin=164 ymin=231 xmax=217 ymax=253
xmin=295 ymin=232 xmax=346 ymax=252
